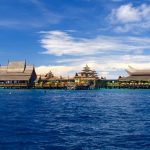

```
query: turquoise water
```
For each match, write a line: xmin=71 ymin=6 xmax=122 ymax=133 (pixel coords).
xmin=0 ymin=89 xmax=150 ymax=150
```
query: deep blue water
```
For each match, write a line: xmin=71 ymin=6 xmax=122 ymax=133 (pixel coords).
xmin=0 ymin=89 xmax=150 ymax=150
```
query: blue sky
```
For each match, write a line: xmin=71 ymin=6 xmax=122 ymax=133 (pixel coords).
xmin=0 ymin=0 xmax=150 ymax=78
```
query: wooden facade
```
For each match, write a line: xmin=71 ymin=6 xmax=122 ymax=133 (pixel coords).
xmin=0 ymin=61 xmax=36 ymax=88
xmin=1 ymin=61 xmax=150 ymax=89
xmin=119 ymin=66 xmax=150 ymax=82
xmin=73 ymin=65 xmax=99 ymax=89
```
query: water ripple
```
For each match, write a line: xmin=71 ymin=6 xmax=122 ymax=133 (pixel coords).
xmin=0 ymin=89 xmax=150 ymax=150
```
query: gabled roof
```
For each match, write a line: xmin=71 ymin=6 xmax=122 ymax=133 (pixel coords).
xmin=0 ymin=76 xmax=31 ymax=81
xmin=0 ymin=65 xmax=34 ymax=76
xmin=0 ymin=61 xmax=35 ymax=81
xmin=126 ymin=66 xmax=150 ymax=76
xmin=119 ymin=75 xmax=150 ymax=81
xmin=7 ymin=61 xmax=26 ymax=73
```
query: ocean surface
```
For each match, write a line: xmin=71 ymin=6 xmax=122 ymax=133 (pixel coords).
xmin=0 ymin=89 xmax=150 ymax=150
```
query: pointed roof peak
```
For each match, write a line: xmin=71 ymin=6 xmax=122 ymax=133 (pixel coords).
xmin=85 ymin=64 xmax=89 ymax=68
xmin=45 ymin=70 xmax=54 ymax=78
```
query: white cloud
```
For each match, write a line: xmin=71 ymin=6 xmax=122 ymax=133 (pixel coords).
xmin=35 ymin=65 xmax=75 ymax=76
xmin=38 ymin=30 xmax=150 ymax=78
xmin=35 ymin=61 xmax=150 ymax=79
xmin=36 ymin=54 xmax=150 ymax=79
xmin=109 ymin=3 xmax=150 ymax=32
xmin=40 ymin=30 xmax=150 ymax=56
xmin=113 ymin=4 xmax=141 ymax=23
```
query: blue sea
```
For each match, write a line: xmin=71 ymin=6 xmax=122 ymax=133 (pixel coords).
xmin=0 ymin=89 xmax=150 ymax=150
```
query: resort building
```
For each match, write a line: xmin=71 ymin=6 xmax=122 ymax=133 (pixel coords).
xmin=0 ymin=61 xmax=37 ymax=87
xmin=117 ymin=66 xmax=150 ymax=88
xmin=119 ymin=66 xmax=150 ymax=82
xmin=74 ymin=64 xmax=99 ymax=82
xmin=35 ymin=70 xmax=74 ymax=89
xmin=73 ymin=64 xmax=100 ymax=89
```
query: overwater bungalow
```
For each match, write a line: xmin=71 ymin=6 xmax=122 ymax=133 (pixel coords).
xmin=74 ymin=64 xmax=100 ymax=89
xmin=74 ymin=65 xmax=99 ymax=81
xmin=119 ymin=66 xmax=150 ymax=88
xmin=1 ymin=60 xmax=149 ymax=89
xmin=119 ymin=66 xmax=150 ymax=82
xmin=0 ymin=61 xmax=36 ymax=88
xmin=35 ymin=70 xmax=74 ymax=89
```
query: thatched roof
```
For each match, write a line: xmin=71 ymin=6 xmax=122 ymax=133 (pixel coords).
xmin=119 ymin=75 xmax=150 ymax=82
xmin=7 ymin=61 xmax=25 ymax=73
xmin=0 ymin=76 xmax=31 ymax=81
xmin=126 ymin=66 xmax=150 ymax=76
xmin=0 ymin=61 xmax=35 ymax=81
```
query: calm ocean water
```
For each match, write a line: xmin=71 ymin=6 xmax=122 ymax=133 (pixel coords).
xmin=0 ymin=89 xmax=150 ymax=150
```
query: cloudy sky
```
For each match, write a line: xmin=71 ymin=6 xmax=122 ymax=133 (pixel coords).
xmin=0 ymin=0 xmax=150 ymax=78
